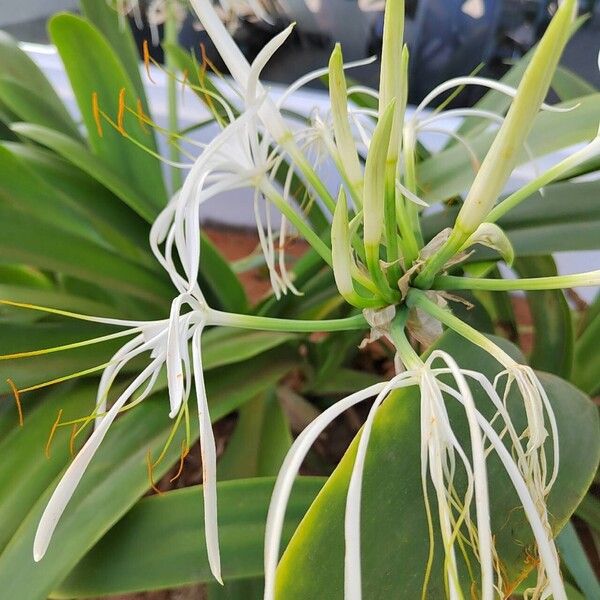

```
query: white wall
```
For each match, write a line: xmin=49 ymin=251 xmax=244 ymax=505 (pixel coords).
xmin=0 ymin=0 xmax=78 ymax=27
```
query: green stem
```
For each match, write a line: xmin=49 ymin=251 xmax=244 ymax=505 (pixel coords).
xmin=435 ymin=271 xmax=600 ymax=292
xmin=208 ymin=309 xmax=367 ymax=333
xmin=389 ymin=309 xmax=422 ymax=370
xmin=164 ymin=2 xmax=182 ymax=192
xmin=406 ymin=289 xmax=513 ymax=366
xmin=384 ymin=162 xmax=402 ymax=282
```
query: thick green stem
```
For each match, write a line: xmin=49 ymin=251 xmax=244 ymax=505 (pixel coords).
xmin=406 ymin=289 xmax=513 ymax=367
xmin=389 ymin=309 xmax=422 ymax=370
xmin=208 ymin=309 xmax=367 ymax=333
xmin=164 ymin=2 xmax=182 ymax=192
xmin=435 ymin=271 xmax=600 ymax=292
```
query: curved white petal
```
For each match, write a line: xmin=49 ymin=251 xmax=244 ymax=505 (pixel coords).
xmin=192 ymin=325 xmax=222 ymax=584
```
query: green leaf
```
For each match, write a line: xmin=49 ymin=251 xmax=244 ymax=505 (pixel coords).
xmin=576 ymin=493 xmax=600 ymax=533
xmin=275 ymin=332 xmax=599 ymax=598
xmin=2 ymin=140 xmax=153 ymax=267
xmin=0 ymin=31 xmax=80 ymax=138
xmin=49 ymin=13 xmax=167 ymax=208
xmin=556 ymin=521 xmax=600 ymax=600
xmin=420 ymin=94 xmax=600 ymax=203
xmin=202 ymin=328 xmax=295 ymax=371
xmin=572 ymin=298 xmax=600 ymax=396
xmin=513 ymin=256 xmax=574 ymax=379
xmin=0 ymin=390 xmax=184 ymax=600
xmin=12 ymin=123 xmax=159 ymax=222
xmin=0 ymin=383 xmax=95 ymax=552
xmin=53 ymin=478 xmax=324 ymax=598
xmin=551 ymin=66 xmax=597 ymax=102
xmin=219 ymin=391 xmax=292 ymax=480
xmin=0 ymin=203 xmax=172 ymax=307
xmin=422 ymin=179 xmax=600 ymax=256
xmin=200 ymin=234 xmax=248 ymax=313
xmin=0 ymin=77 xmax=82 ymax=140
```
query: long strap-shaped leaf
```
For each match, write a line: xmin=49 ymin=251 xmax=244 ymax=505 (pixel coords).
xmin=53 ymin=477 xmax=324 ymax=598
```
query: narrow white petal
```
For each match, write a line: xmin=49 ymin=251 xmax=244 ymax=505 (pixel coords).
xmin=192 ymin=326 xmax=222 ymax=584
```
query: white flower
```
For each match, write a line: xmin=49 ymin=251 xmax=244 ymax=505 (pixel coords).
xmin=263 ymin=346 xmax=566 ymax=600
xmin=27 ymin=285 xmax=224 ymax=582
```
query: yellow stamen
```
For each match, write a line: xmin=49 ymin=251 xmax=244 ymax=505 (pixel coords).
xmin=146 ymin=450 xmax=163 ymax=495
xmin=6 ymin=378 xmax=23 ymax=427
xmin=45 ymin=409 xmax=63 ymax=459
xmin=117 ymin=88 xmax=126 ymax=135
xmin=92 ymin=92 xmax=103 ymax=137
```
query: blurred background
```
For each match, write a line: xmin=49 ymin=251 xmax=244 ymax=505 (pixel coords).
xmin=2 ymin=0 xmax=599 ymax=104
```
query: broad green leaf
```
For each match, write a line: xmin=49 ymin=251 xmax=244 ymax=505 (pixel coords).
xmin=0 ymin=145 xmax=98 ymax=243
xmin=276 ymin=332 xmax=599 ymax=598
xmin=12 ymin=123 xmax=159 ymax=222
xmin=219 ymin=391 xmax=292 ymax=480
xmin=49 ymin=13 xmax=167 ymax=208
xmin=202 ymin=328 xmax=295 ymax=371
xmin=53 ymin=478 xmax=324 ymax=598
xmin=572 ymin=301 xmax=600 ymax=396
xmin=513 ymin=256 xmax=573 ymax=379
xmin=310 ymin=367 xmax=383 ymax=396
xmin=0 ymin=77 xmax=81 ymax=140
xmin=0 ymin=31 xmax=79 ymax=138
xmin=0 ymin=321 xmax=134 ymax=394
xmin=200 ymin=234 xmax=248 ymax=314
xmin=576 ymin=494 xmax=600 ymax=533
xmin=0 ymin=204 xmax=172 ymax=307
xmin=80 ymin=0 xmax=148 ymax=104
xmin=420 ymin=94 xmax=600 ymax=203
xmin=556 ymin=521 xmax=600 ymax=600
xmin=0 ymin=283 xmax=119 ymax=319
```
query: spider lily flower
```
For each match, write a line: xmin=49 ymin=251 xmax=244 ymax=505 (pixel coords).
xmin=4 ymin=293 xmax=223 ymax=582
xmin=263 ymin=317 xmax=566 ymax=600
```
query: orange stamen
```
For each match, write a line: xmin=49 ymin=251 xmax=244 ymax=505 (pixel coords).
xmin=6 ymin=378 xmax=23 ymax=427
xmin=136 ymin=98 xmax=148 ymax=132
xmin=142 ymin=40 xmax=155 ymax=83
xmin=169 ymin=441 xmax=190 ymax=483
xmin=45 ymin=409 xmax=63 ymax=459
xmin=92 ymin=92 xmax=103 ymax=137
xmin=117 ymin=88 xmax=127 ymax=135
xmin=146 ymin=450 xmax=163 ymax=495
